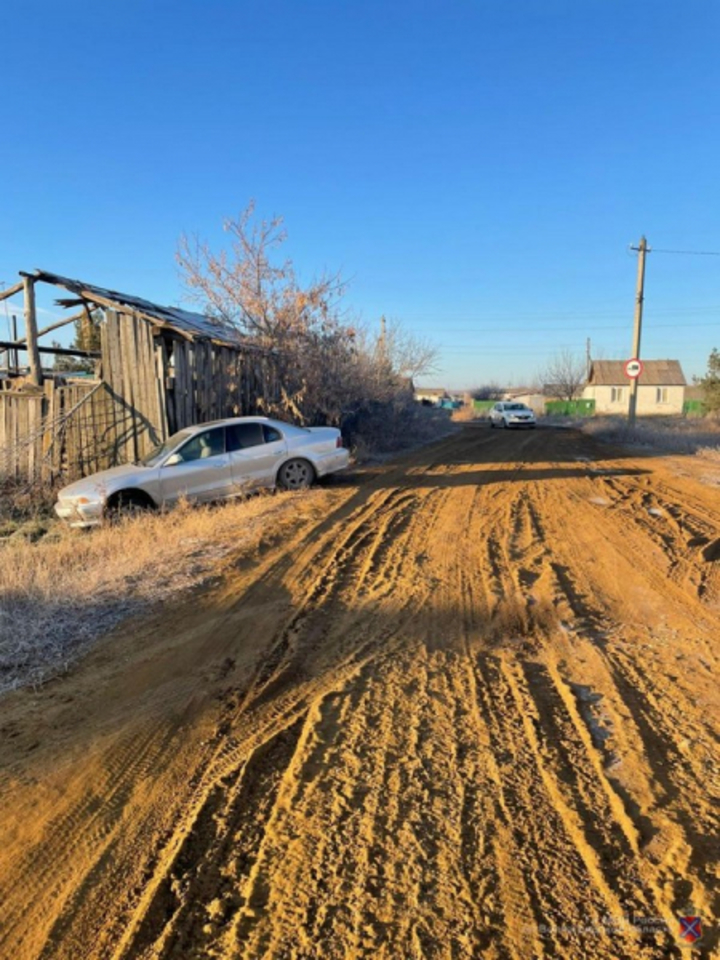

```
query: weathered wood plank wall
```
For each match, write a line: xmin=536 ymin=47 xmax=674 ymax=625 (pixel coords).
xmin=101 ymin=311 xmax=167 ymax=462
xmin=164 ymin=339 xmax=278 ymax=433
xmin=1 ymin=311 xmax=279 ymax=484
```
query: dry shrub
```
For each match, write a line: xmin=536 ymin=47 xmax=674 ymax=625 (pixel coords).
xmin=0 ymin=490 xmax=328 ymax=694
xmin=0 ymin=478 xmax=58 ymax=523
xmin=582 ymin=415 xmax=720 ymax=456
xmin=697 ymin=445 xmax=720 ymax=462
xmin=452 ymin=405 xmax=486 ymax=423
xmin=343 ymin=400 xmax=455 ymax=456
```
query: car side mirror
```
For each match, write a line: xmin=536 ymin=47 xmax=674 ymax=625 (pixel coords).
xmin=164 ymin=452 xmax=183 ymax=467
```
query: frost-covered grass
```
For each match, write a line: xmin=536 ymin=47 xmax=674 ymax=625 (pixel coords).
xmin=581 ymin=415 xmax=720 ymax=458
xmin=0 ymin=490 xmax=331 ymax=694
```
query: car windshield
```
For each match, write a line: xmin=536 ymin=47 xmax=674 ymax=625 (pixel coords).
xmin=140 ymin=430 xmax=194 ymax=467
xmin=506 ymin=404 xmax=528 ymax=411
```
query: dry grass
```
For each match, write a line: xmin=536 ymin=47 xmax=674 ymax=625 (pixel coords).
xmin=451 ymin=405 xmax=486 ymax=422
xmin=582 ymin=415 xmax=720 ymax=457
xmin=0 ymin=490 xmax=333 ymax=694
xmin=0 ymin=479 xmax=59 ymax=542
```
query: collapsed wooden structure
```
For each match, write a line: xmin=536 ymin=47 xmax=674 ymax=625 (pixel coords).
xmin=0 ymin=270 xmax=279 ymax=482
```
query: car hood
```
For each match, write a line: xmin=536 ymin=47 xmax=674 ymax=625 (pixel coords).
xmin=58 ymin=463 xmax=156 ymax=499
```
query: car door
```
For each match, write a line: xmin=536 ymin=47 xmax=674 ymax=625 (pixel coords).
xmin=227 ymin=422 xmax=288 ymax=490
xmin=159 ymin=426 xmax=233 ymax=502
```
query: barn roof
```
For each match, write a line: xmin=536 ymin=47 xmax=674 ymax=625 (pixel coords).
xmin=22 ymin=269 xmax=248 ymax=348
xmin=588 ymin=360 xmax=687 ymax=386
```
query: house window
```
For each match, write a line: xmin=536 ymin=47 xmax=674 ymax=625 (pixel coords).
xmin=656 ymin=387 xmax=668 ymax=404
xmin=611 ymin=387 xmax=624 ymax=402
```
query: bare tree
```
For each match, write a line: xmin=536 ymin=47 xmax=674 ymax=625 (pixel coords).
xmin=540 ymin=350 xmax=587 ymax=402
xmin=470 ymin=384 xmax=503 ymax=401
xmin=176 ymin=201 xmax=346 ymax=346
xmin=378 ymin=317 xmax=438 ymax=381
xmin=176 ymin=203 xmax=439 ymax=436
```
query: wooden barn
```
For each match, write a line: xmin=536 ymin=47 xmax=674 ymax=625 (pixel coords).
xmin=0 ymin=269 xmax=279 ymax=482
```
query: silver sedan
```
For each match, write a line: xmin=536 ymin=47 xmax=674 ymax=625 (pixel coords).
xmin=488 ymin=402 xmax=537 ymax=429
xmin=55 ymin=417 xmax=350 ymax=527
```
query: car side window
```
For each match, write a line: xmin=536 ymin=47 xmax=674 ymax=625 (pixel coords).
xmin=263 ymin=425 xmax=282 ymax=443
xmin=177 ymin=428 xmax=225 ymax=462
xmin=227 ymin=422 xmax=265 ymax=451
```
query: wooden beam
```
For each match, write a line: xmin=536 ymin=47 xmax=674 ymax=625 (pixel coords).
xmin=0 ymin=340 xmax=100 ymax=358
xmin=23 ymin=276 xmax=44 ymax=386
xmin=0 ymin=279 xmax=25 ymax=302
xmin=0 ymin=309 xmax=86 ymax=355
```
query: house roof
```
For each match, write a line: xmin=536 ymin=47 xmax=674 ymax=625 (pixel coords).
xmin=415 ymin=387 xmax=447 ymax=396
xmin=22 ymin=269 xmax=249 ymax=348
xmin=505 ymin=388 xmax=541 ymax=398
xmin=588 ymin=359 xmax=687 ymax=386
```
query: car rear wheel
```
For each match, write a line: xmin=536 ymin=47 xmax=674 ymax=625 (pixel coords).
xmin=277 ymin=458 xmax=315 ymax=491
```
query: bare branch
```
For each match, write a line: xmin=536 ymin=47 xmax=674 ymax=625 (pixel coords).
xmin=540 ymin=350 xmax=587 ymax=402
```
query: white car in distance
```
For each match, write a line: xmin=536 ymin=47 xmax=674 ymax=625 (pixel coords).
xmin=55 ymin=416 xmax=350 ymax=527
xmin=488 ymin=402 xmax=537 ymax=429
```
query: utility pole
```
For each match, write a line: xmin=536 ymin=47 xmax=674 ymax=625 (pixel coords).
xmin=628 ymin=236 xmax=649 ymax=427
xmin=586 ymin=337 xmax=592 ymax=379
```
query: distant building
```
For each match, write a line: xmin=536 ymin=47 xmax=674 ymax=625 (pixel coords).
xmin=503 ymin=388 xmax=546 ymax=413
xmin=583 ymin=360 xmax=686 ymax=415
xmin=414 ymin=386 xmax=448 ymax=405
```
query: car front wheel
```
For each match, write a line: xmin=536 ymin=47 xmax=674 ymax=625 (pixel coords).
xmin=277 ymin=458 xmax=315 ymax=491
xmin=105 ymin=491 xmax=155 ymax=522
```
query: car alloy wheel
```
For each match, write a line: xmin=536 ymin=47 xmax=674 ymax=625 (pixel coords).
xmin=278 ymin=458 xmax=314 ymax=491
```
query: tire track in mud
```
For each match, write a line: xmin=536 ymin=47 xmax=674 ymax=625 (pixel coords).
xmin=110 ymin=466 xmax=452 ymax=959
xmin=530 ymin=471 xmax=719 ymax=947
xmin=457 ymin=453 xmax=716 ymax=957
xmin=590 ymin=473 xmax=720 ymax=601
xmin=2 ymin=426 xmax=718 ymax=959
xmin=1 ymin=718 xmax=185 ymax=960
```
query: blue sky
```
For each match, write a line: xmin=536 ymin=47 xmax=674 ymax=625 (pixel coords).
xmin=1 ymin=0 xmax=718 ymax=387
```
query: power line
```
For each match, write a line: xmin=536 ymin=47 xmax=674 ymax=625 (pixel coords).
xmin=651 ymin=248 xmax=720 ymax=256
xmin=433 ymin=320 xmax=719 ymax=336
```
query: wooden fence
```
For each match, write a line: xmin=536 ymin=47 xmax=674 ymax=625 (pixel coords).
xmin=0 ymin=380 xmax=131 ymax=484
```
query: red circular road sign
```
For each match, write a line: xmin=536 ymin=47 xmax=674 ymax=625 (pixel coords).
xmin=624 ymin=358 xmax=644 ymax=379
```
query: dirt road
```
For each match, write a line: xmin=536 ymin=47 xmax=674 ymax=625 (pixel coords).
xmin=1 ymin=425 xmax=718 ymax=959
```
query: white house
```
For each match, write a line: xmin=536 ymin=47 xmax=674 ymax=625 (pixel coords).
xmin=415 ymin=386 xmax=448 ymax=404
xmin=583 ymin=360 xmax=686 ymax=415
xmin=503 ymin=388 xmax=546 ymax=414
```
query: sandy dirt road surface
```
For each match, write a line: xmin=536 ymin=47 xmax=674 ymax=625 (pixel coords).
xmin=0 ymin=425 xmax=718 ymax=959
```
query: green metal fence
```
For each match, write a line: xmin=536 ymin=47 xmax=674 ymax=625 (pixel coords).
xmin=544 ymin=399 xmax=596 ymax=417
xmin=683 ymin=400 xmax=706 ymax=417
